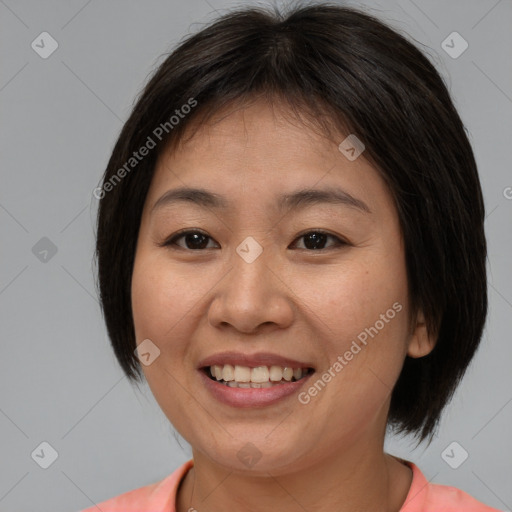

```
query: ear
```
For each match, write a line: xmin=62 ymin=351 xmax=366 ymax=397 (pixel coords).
xmin=407 ymin=309 xmax=437 ymax=358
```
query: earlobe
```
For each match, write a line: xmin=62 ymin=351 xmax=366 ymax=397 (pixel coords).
xmin=407 ymin=310 xmax=437 ymax=358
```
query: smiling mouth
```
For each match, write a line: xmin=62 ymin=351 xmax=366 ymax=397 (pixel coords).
xmin=202 ymin=364 xmax=315 ymax=388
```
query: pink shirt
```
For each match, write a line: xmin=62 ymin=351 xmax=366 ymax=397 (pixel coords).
xmin=79 ymin=458 xmax=501 ymax=511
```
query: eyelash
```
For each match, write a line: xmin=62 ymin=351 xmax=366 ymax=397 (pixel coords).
xmin=159 ymin=229 xmax=348 ymax=252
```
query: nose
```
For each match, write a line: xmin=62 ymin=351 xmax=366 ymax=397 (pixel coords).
xmin=207 ymin=240 xmax=294 ymax=334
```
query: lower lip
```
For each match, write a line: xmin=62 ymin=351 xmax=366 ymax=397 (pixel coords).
xmin=199 ymin=370 xmax=314 ymax=408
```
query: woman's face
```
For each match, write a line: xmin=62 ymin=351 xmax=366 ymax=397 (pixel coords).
xmin=131 ymin=100 xmax=430 ymax=475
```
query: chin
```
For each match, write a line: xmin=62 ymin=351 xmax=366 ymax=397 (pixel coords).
xmin=195 ymin=436 xmax=309 ymax=476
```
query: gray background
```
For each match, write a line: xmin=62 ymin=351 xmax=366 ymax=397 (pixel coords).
xmin=0 ymin=0 xmax=511 ymax=510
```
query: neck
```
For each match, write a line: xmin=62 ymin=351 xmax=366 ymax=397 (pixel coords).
xmin=176 ymin=437 xmax=412 ymax=512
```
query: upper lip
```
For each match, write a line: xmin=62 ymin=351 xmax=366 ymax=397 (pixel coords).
xmin=197 ymin=351 xmax=315 ymax=370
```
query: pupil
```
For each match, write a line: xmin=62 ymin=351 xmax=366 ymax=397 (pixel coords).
xmin=186 ymin=233 xmax=208 ymax=249
xmin=304 ymin=232 xmax=326 ymax=250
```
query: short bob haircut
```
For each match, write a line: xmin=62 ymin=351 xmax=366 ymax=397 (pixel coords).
xmin=95 ymin=2 xmax=487 ymax=445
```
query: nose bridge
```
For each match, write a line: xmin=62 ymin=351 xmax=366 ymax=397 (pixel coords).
xmin=225 ymin=199 xmax=289 ymax=289
xmin=229 ymin=233 xmax=272 ymax=299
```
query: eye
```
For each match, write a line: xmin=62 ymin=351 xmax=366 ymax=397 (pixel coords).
xmin=162 ymin=230 xmax=219 ymax=250
xmin=291 ymin=230 xmax=348 ymax=251
xmin=161 ymin=229 xmax=347 ymax=251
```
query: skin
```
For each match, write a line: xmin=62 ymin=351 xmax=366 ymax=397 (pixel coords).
xmin=130 ymin=98 xmax=436 ymax=512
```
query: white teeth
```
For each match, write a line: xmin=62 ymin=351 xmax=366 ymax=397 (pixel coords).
xmin=209 ymin=364 xmax=310 ymax=386
xmin=251 ymin=366 xmax=269 ymax=383
xmin=269 ymin=365 xmax=283 ymax=381
xmin=213 ymin=365 xmax=223 ymax=380
xmin=234 ymin=365 xmax=251 ymax=382
xmin=282 ymin=367 xmax=293 ymax=381
xmin=222 ymin=364 xmax=235 ymax=382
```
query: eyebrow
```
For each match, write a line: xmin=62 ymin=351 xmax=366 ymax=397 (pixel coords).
xmin=151 ymin=186 xmax=371 ymax=215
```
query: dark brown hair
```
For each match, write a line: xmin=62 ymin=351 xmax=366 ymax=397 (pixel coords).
xmin=94 ymin=2 xmax=487 ymax=445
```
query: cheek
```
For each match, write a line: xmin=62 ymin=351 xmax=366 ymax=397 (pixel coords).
xmin=130 ymin=252 xmax=207 ymax=436
xmin=130 ymin=248 xmax=220 ymax=398
xmin=294 ymin=248 xmax=410 ymax=406
xmin=131 ymin=259 xmax=170 ymax=342
xmin=131 ymin=251 xmax=202 ymax=344
xmin=293 ymin=248 xmax=408 ymax=345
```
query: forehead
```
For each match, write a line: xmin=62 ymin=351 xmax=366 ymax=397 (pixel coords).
xmin=146 ymin=100 xmax=394 ymax=217
xmin=169 ymin=99 xmax=340 ymax=162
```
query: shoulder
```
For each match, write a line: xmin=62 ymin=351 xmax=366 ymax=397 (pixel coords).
xmin=78 ymin=459 xmax=193 ymax=512
xmin=400 ymin=459 xmax=503 ymax=512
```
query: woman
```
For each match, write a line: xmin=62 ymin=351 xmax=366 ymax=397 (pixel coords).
xmin=84 ymin=2 xmax=500 ymax=511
